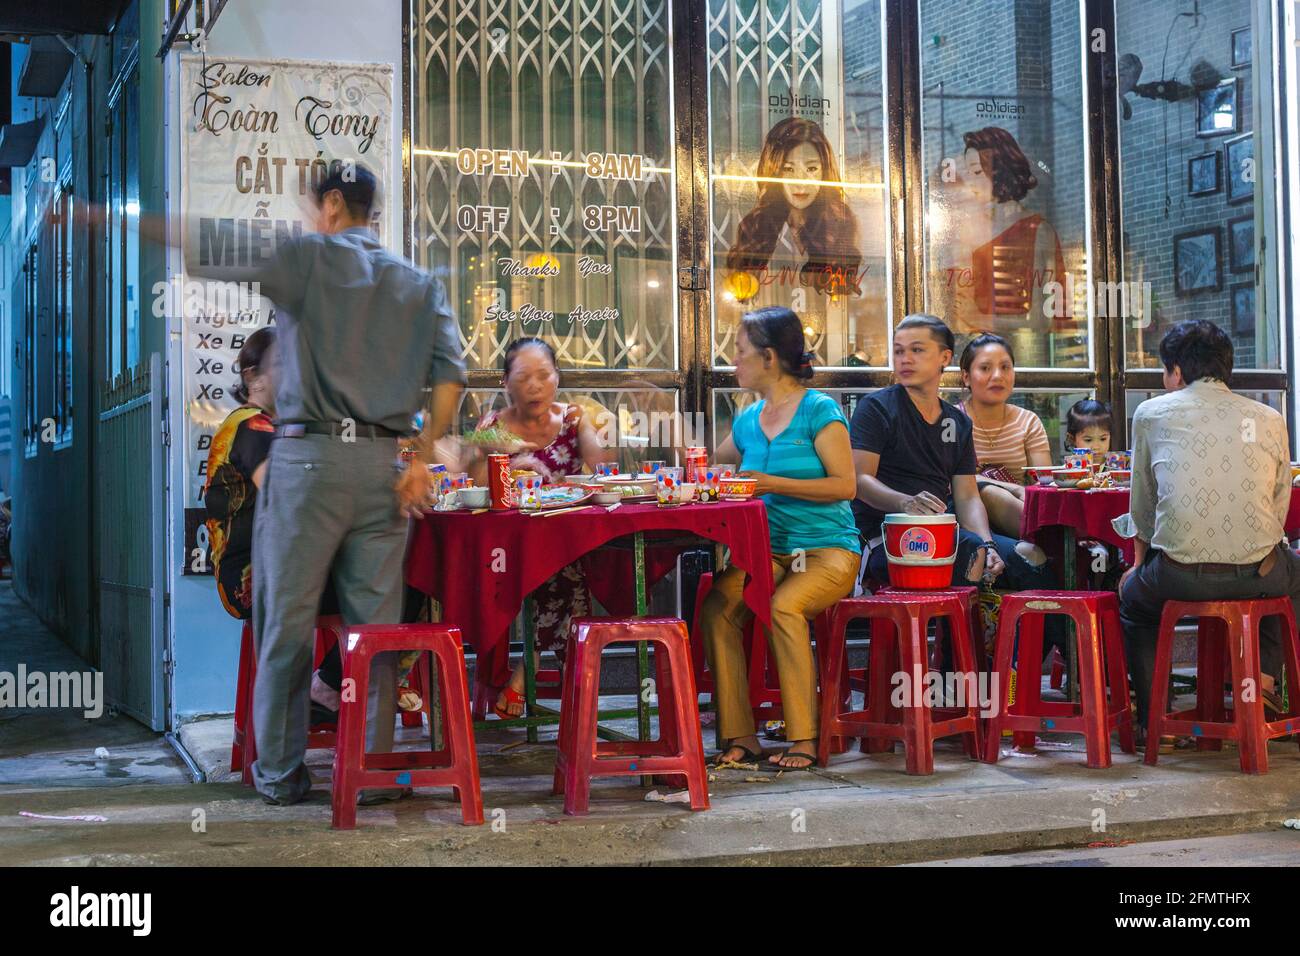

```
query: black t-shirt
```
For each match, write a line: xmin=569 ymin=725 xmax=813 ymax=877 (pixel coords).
xmin=849 ymin=384 xmax=977 ymax=541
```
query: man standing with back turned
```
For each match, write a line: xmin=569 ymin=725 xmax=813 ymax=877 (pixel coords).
xmin=234 ymin=164 xmax=465 ymax=805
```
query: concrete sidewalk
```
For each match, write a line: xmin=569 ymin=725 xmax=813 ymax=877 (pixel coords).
xmin=4 ymin=708 xmax=1300 ymax=866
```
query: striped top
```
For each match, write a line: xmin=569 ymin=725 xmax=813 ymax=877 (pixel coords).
xmin=732 ymin=390 xmax=861 ymax=555
xmin=957 ymin=401 xmax=1051 ymax=481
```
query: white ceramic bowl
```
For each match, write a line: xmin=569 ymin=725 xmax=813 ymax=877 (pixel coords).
xmin=593 ymin=490 xmax=622 ymax=505
xmin=457 ymin=487 xmax=490 ymax=508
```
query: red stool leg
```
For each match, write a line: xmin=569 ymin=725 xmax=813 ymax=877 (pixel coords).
xmin=1144 ymin=604 xmax=1180 ymax=765
xmin=562 ymin=631 xmax=604 ymax=815
xmin=661 ymin=630 xmax=710 ymax=810
xmin=900 ymin=606 xmax=934 ymax=775
xmin=943 ymin=605 xmax=982 ymax=759
xmin=1100 ymin=599 xmax=1136 ymax=754
xmin=1231 ymin=609 xmax=1266 ymax=774
xmin=331 ymin=643 xmax=374 ymax=830
xmin=865 ymin=617 xmax=898 ymax=753
xmin=433 ymin=638 xmax=484 ymax=825
xmin=1012 ymin=613 xmax=1046 ymax=751
xmin=1072 ymin=605 xmax=1111 ymax=769
xmin=231 ymin=622 xmax=254 ymax=773
xmin=1195 ymin=618 xmax=1227 ymax=752
xmin=983 ymin=597 xmax=1020 ymax=763
xmin=552 ymin=633 xmax=581 ymax=797
xmin=816 ymin=607 xmax=848 ymax=767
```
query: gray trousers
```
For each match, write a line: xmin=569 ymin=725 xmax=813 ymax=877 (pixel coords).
xmin=251 ymin=432 xmax=406 ymax=802
xmin=1119 ymin=543 xmax=1296 ymax=729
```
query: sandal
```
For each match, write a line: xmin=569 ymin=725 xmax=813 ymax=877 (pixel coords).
xmin=493 ymin=686 xmax=526 ymax=720
xmin=766 ymin=750 xmax=818 ymax=772
xmin=711 ymin=742 xmax=766 ymax=766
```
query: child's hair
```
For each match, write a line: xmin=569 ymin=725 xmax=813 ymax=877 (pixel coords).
xmin=1065 ymin=399 xmax=1112 ymax=443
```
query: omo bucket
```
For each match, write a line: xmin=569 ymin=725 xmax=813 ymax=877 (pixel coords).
xmin=881 ymin=513 xmax=959 ymax=589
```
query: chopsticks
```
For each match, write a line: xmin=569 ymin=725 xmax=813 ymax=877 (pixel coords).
xmin=529 ymin=504 xmax=594 ymax=517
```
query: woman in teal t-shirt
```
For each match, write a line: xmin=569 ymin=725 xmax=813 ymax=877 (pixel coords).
xmin=702 ymin=306 xmax=861 ymax=771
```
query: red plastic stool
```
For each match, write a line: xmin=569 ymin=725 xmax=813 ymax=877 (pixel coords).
xmin=232 ymin=616 xmax=344 ymax=784
xmin=1146 ymin=598 xmax=1300 ymax=774
xmin=983 ymin=590 xmax=1134 ymax=769
xmin=331 ymin=624 xmax=483 ymax=829
xmin=552 ymin=617 xmax=709 ymax=815
xmin=815 ymin=590 xmax=982 ymax=774
xmin=876 ymin=585 xmax=987 ymax=673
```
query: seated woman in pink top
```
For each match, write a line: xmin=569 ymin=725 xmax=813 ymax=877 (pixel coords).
xmin=955 ymin=333 xmax=1053 ymax=539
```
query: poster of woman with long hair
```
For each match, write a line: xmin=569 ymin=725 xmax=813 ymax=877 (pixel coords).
xmin=716 ymin=117 xmax=883 ymax=366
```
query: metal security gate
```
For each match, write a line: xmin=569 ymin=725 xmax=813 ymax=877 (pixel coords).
xmin=96 ymin=352 xmax=167 ymax=730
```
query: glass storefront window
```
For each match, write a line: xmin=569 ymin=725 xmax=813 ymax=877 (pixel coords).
xmin=708 ymin=0 xmax=890 ymax=369
xmin=920 ymin=0 xmax=1091 ymax=370
xmin=410 ymin=0 xmax=678 ymax=373
xmin=1117 ymin=0 xmax=1278 ymax=370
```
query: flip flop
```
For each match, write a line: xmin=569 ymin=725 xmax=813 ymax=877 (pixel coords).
xmin=711 ymin=743 xmax=766 ymax=766
xmin=765 ymin=750 xmax=818 ymax=772
xmin=493 ymin=686 xmax=526 ymax=720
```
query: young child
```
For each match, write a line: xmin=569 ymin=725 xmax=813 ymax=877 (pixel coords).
xmin=1064 ymin=399 xmax=1112 ymax=458
xmin=1062 ymin=399 xmax=1123 ymax=589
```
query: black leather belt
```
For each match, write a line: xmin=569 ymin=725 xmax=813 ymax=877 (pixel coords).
xmin=275 ymin=421 xmax=404 ymax=440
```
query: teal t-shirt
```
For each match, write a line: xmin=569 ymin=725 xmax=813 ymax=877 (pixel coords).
xmin=732 ymin=389 xmax=862 ymax=556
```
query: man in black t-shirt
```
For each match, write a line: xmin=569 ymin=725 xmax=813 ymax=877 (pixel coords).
xmin=851 ymin=315 xmax=1058 ymax=597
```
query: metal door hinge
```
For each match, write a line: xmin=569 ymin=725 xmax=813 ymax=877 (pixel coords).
xmin=678 ymin=266 xmax=708 ymax=290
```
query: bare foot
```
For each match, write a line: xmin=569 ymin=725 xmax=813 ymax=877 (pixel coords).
xmin=494 ymin=662 xmax=528 ymax=717
xmin=310 ymin=672 xmax=340 ymax=712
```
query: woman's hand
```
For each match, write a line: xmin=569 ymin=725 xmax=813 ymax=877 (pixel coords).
xmin=739 ymin=470 xmax=778 ymax=496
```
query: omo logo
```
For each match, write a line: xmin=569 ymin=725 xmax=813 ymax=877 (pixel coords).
xmin=900 ymin=527 xmax=936 ymax=557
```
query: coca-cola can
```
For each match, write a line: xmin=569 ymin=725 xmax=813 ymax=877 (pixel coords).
xmin=488 ymin=454 xmax=514 ymax=510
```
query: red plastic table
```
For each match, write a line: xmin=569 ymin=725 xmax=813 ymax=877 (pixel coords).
xmin=1021 ymin=485 xmax=1300 ymax=571
xmin=404 ymin=499 xmax=776 ymax=724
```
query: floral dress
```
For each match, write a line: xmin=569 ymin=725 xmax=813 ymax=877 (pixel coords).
xmin=481 ymin=405 xmax=591 ymax=658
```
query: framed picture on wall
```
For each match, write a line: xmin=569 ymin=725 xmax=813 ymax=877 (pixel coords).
xmin=1196 ymin=77 xmax=1239 ymax=137
xmin=1173 ymin=227 xmax=1223 ymax=296
xmin=1230 ymin=283 xmax=1255 ymax=335
xmin=1225 ymin=133 xmax=1254 ymax=204
xmin=1228 ymin=215 xmax=1255 ymax=274
xmin=1231 ymin=27 xmax=1251 ymax=69
xmin=1187 ymin=152 xmax=1220 ymax=196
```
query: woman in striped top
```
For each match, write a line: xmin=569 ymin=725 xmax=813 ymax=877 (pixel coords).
xmin=956 ymin=333 xmax=1053 ymax=538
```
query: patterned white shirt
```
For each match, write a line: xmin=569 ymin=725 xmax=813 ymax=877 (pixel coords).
xmin=1130 ymin=378 xmax=1290 ymax=565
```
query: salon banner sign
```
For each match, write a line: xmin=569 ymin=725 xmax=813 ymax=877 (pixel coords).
xmin=176 ymin=55 xmax=392 ymax=573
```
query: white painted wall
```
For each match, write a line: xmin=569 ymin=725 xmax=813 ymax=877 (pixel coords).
xmin=164 ymin=0 xmax=405 ymax=721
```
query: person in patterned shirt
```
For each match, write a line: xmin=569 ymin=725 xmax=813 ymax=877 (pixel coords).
xmin=458 ymin=337 xmax=612 ymax=719
xmin=1120 ymin=320 xmax=1296 ymax=741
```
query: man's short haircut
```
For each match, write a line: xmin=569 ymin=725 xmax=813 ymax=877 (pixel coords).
xmin=895 ymin=313 xmax=955 ymax=353
xmin=313 ymin=161 xmax=376 ymax=221
xmin=1158 ymin=319 xmax=1234 ymax=384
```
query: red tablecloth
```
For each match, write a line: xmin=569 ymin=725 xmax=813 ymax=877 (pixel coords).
xmin=1020 ymin=485 xmax=1300 ymax=565
xmin=404 ymin=500 xmax=775 ymax=717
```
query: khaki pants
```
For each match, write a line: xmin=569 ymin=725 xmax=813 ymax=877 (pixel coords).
xmin=701 ymin=547 xmax=860 ymax=742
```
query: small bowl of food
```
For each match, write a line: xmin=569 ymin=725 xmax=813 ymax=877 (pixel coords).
xmin=593 ymin=490 xmax=622 ymax=506
xmin=1053 ymin=467 xmax=1089 ymax=488
xmin=457 ymin=486 xmax=490 ymax=509
xmin=1108 ymin=469 xmax=1132 ymax=487
xmin=1025 ymin=466 xmax=1057 ymax=486
xmin=718 ymin=476 xmax=758 ymax=500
